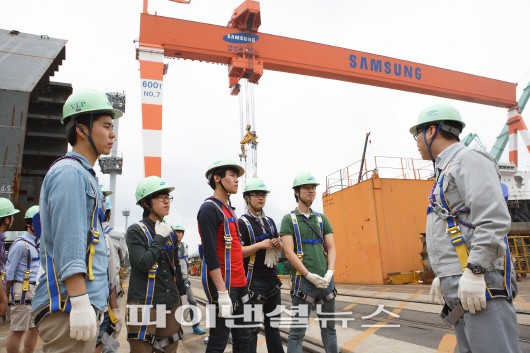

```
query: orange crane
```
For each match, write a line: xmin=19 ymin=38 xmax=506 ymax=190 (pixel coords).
xmin=137 ymin=0 xmax=521 ymax=177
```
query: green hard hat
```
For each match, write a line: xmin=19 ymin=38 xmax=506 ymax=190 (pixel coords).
xmin=293 ymin=171 xmax=319 ymax=188
xmin=135 ymin=176 xmax=175 ymax=204
xmin=244 ymin=177 xmax=270 ymax=194
xmin=205 ymin=159 xmax=245 ymax=179
xmin=62 ymin=89 xmax=124 ymax=125
xmin=99 ymin=185 xmax=113 ymax=198
xmin=409 ymin=103 xmax=466 ymax=135
xmin=24 ymin=205 xmax=39 ymax=219
xmin=172 ymin=222 xmax=185 ymax=232
xmin=0 ymin=198 xmax=20 ymax=218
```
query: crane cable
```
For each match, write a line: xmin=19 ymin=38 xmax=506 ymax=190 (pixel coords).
xmin=238 ymin=35 xmax=258 ymax=180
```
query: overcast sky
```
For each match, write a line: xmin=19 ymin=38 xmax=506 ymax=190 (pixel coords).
xmin=3 ymin=0 xmax=530 ymax=255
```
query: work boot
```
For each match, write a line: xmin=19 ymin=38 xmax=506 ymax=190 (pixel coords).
xmin=193 ymin=326 xmax=206 ymax=335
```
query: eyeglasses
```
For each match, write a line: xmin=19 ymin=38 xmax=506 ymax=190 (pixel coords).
xmin=249 ymin=193 xmax=267 ymax=198
xmin=414 ymin=125 xmax=437 ymax=141
xmin=155 ymin=195 xmax=173 ymax=203
xmin=413 ymin=126 xmax=428 ymax=141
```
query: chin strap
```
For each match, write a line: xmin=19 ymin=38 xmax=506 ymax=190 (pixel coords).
xmin=76 ymin=116 xmax=100 ymax=157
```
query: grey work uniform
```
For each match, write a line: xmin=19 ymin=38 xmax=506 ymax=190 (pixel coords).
xmin=427 ymin=142 xmax=521 ymax=353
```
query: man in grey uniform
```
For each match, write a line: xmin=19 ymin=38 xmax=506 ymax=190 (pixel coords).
xmin=411 ymin=103 xmax=521 ymax=353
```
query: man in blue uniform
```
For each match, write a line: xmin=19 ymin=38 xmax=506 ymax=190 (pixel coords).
xmin=5 ymin=206 xmax=40 ymax=353
xmin=32 ymin=89 xmax=123 ymax=353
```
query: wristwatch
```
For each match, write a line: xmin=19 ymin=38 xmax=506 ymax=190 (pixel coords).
xmin=466 ymin=263 xmax=486 ymax=275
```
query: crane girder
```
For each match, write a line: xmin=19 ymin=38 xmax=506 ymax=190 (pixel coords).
xmin=136 ymin=0 xmax=521 ymax=177
xmin=139 ymin=12 xmax=517 ymax=107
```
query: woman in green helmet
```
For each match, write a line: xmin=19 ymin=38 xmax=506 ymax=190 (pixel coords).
xmin=125 ymin=176 xmax=185 ymax=353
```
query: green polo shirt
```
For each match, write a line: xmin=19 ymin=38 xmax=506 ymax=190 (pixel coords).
xmin=279 ymin=209 xmax=333 ymax=278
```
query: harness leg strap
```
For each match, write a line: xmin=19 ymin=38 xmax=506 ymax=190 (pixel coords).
xmin=153 ymin=329 xmax=184 ymax=351
xmin=127 ymin=332 xmax=157 ymax=346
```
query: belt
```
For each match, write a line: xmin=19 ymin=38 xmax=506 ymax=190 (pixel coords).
xmin=15 ymin=280 xmax=36 ymax=285
xmin=9 ymin=298 xmax=32 ymax=306
xmin=34 ymin=304 xmax=100 ymax=327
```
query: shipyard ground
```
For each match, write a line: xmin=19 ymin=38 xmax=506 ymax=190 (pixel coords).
xmin=1 ymin=276 xmax=529 ymax=353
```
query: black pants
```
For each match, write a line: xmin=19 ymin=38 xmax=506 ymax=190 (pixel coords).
xmin=248 ymin=278 xmax=284 ymax=353
xmin=206 ymin=285 xmax=251 ymax=353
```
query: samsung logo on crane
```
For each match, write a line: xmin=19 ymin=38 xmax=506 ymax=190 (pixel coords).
xmin=223 ymin=33 xmax=259 ymax=44
xmin=349 ymin=54 xmax=422 ymax=80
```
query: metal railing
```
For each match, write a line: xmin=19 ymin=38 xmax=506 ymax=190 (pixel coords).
xmin=325 ymin=156 xmax=433 ymax=194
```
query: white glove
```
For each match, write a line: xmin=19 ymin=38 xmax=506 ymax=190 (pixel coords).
xmin=264 ymin=248 xmax=279 ymax=268
xmin=305 ymin=272 xmax=327 ymax=287
xmin=458 ymin=268 xmax=486 ymax=314
xmin=429 ymin=277 xmax=444 ymax=304
xmin=317 ymin=269 xmax=334 ymax=288
xmin=324 ymin=269 xmax=334 ymax=283
xmin=273 ymin=247 xmax=280 ymax=262
xmin=69 ymin=294 xmax=97 ymax=341
xmin=155 ymin=220 xmax=172 ymax=238
xmin=217 ymin=290 xmax=233 ymax=318
xmin=111 ymin=308 xmax=122 ymax=338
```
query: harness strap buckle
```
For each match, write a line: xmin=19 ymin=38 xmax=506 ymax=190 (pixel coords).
xmin=148 ymin=265 xmax=158 ymax=279
xmin=430 ymin=202 xmax=450 ymax=219
xmin=153 ymin=329 xmax=184 ymax=350
xmin=224 ymin=236 xmax=233 ymax=249
xmin=450 ymin=236 xmax=465 ymax=247
xmin=446 ymin=225 xmax=460 ymax=235
xmin=249 ymin=283 xmax=281 ymax=304
xmin=233 ymin=293 xmax=251 ymax=311
xmin=127 ymin=332 xmax=157 ymax=346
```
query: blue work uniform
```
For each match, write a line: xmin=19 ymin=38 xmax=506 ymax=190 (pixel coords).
xmin=6 ymin=232 xmax=40 ymax=283
xmin=32 ymin=151 xmax=109 ymax=314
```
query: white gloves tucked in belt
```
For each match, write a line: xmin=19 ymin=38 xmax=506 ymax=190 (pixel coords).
xmin=429 ymin=277 xmax=444 ymax=304
xmin=69 ymin=294 xmax=97 ymax=341
xmin=217 ymin=290 xmax=233 ymax=318
xmin=458 ymin=268 xmax=486 ymax=314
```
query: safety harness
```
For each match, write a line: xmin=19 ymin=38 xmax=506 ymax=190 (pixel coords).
xmin=9 ymin=237 xmax=39 ymax=305
xmin=240 ymin=214 xmax=276 ymax=285
xmin=427 ymin=147 xmax=514 ymax=308
xmin=290 ymin=211 xmax=337 ymax=305
xmin=240 ymin=214 xmax=282 ymax=303
xmin=43 ymin=179 xmax=100 ymax=315
xmin=179 ymin=244 xmax=189 ymax=263
xmin=96 ymin=306 xmax=120 ymax=348
xmin=200 ymin=200 xmax=250 ymax=310
xmin=127 ymin=221 xmax=183 ymax=348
